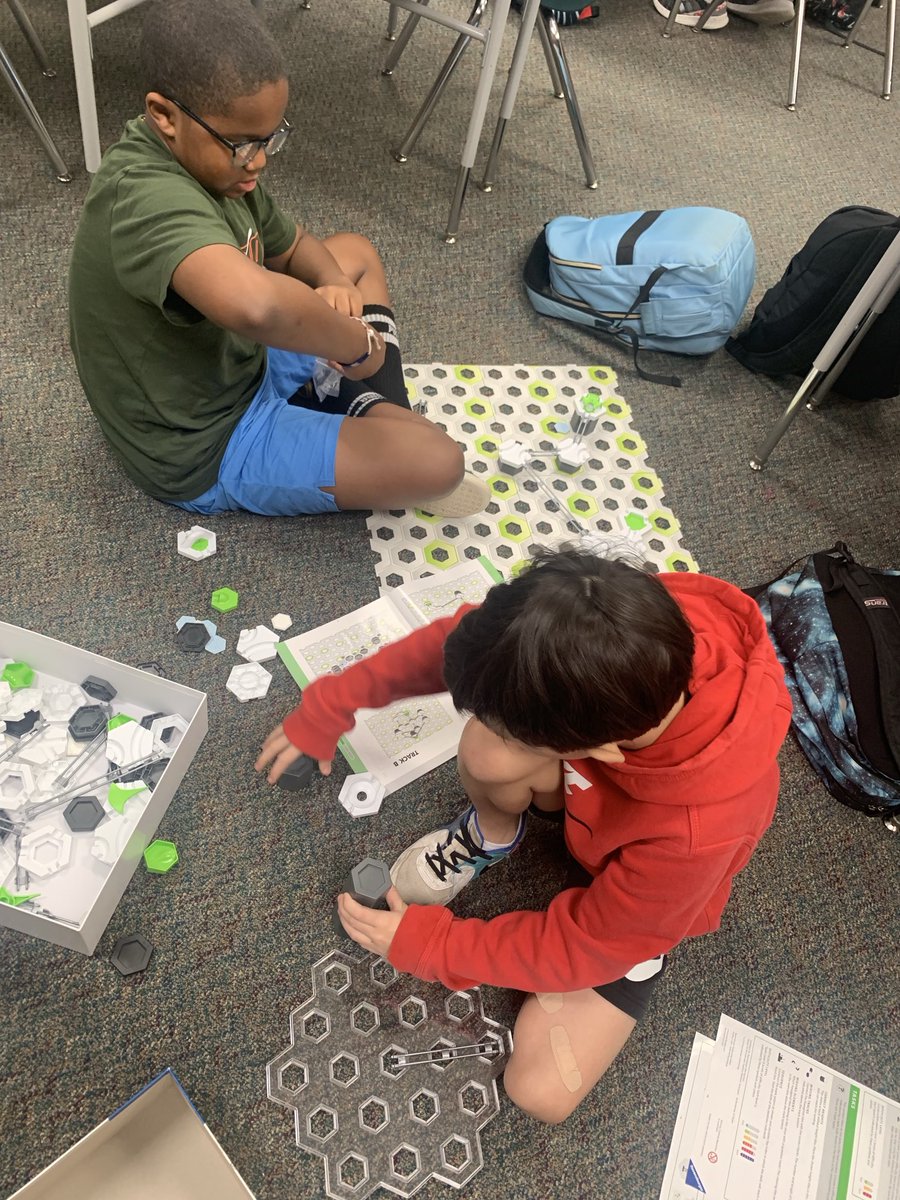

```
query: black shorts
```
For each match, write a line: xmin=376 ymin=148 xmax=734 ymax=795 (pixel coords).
xmin=593 ymin=955 xmax=667 ymax=1022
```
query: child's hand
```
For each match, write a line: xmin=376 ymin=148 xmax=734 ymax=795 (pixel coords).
xmin=337 ymin=886 xmax=408 ymax=958
xmin=255 ymin=722 xmax=332 ymax=785
xmin=316 ymin=281 xmax=363 ymax=317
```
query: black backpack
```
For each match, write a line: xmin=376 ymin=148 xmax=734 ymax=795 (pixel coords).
xmin=727 ymin=206 xmax=900 ymax=401
xmin=747 ymin=544 xmax=900 ymax=827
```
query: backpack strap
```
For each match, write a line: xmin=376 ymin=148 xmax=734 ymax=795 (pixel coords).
xmin=616 ymin=210 xmax=663 ymax=265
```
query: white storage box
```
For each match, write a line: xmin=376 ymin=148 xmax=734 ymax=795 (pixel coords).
xmin=0 ymin=621 xmax=207 ymax=954
xmin=9 ymin=1069 xmax=254 ymax=1199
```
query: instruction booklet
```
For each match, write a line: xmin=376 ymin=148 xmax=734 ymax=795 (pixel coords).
xmin=277 ymin=557 xmax=503 ymax=795
xmin=659 ymin=1014 xmax=900 ymax=1200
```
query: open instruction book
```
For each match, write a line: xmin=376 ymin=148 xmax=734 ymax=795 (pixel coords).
xmin=660 ymin=1015 xmax=900 ymax=1200
xmin=277 ymin=557 xmax=503 ymax=795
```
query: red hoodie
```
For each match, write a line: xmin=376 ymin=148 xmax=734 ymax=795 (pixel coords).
xmin=283 ymin=573 xmax=792 ymax=994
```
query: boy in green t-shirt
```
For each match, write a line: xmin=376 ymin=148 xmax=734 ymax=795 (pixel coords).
xmin=68 ymin=0 xmax=487 ymax=519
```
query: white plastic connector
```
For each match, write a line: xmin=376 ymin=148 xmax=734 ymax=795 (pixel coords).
xmin=338 ymin=773 xmax=386 ymax=818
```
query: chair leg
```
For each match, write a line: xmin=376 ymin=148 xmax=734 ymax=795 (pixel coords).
xmin=0 ymin=39 xmax=71 ymax=180
xmin=391 ymin=0 xmax=488 ymax=160
xmin=386 ymin=3 xmax=401 ymax=38
xmin=478 ymin=0 xmax=543 ymax=192
xmin=382 ymin=1 xmax=429 ymax=74
xmin=66 ymin=0 xmax=101 ymax=171
xmin=6 ymin=0 xmax=54 ymax=76
xmin=695 ymin=0 xmax=726 ymax=29
xmin=882 ymin=0 xmax=895 ymax=98
xmin=536 ymin=5 xmax=565 ymax=97
xmin=444 ymin=0 xmax=513 ymax=242
xmin=540 ymin=10 xmax=598 ymax=187
xmin=786 ymin=0 xmax=806 ymax=109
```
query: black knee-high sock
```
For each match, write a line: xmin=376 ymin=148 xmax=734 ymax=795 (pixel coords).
xmin=360 ymin=303 xmax=410 ymax=410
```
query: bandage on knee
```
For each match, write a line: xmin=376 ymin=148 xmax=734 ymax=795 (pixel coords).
xmin=549 ymin=1025 xmax=583 ymax=1093
xmin=536 ymin=992 xmax=564 ymax=1013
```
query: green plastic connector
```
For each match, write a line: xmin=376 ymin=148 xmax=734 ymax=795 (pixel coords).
xmin=108 ymin=782 xmax=146 ymax=815
xmin=191 ymin=537 xmax=209 ymax=552
xmin=581 ymin=394 xmax=603 ymax=413
xmin=1 ymin=662 xmax=35 ymax=691
xmin=211 ymin=587 xmax=239 ymax=613
xmin=0 ymin=886 xmax=40 ymax=907
xmin=107 ymin=714 xmax=135 ymax=731
xmin=143 ymin=839 xmax=179 ymax=873
xmin=625 ymin=512 xmax=647 ymax=531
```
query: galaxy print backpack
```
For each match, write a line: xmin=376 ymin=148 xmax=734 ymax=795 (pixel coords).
xmin=747 ymin=544 xmax=900 ymax=828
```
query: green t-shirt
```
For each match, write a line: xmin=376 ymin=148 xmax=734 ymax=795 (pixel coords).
xmin=68 ymin=117 xmax=297 ymax=501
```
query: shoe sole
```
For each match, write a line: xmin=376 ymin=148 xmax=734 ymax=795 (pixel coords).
xmin=653 ymin=0 xmax=730 ymax=27
xmin=416 ymin=471 xmax=491 ymax=519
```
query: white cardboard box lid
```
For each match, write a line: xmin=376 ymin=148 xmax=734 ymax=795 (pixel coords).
xmin=10 ymin=1070 xmax=255 ymax=1199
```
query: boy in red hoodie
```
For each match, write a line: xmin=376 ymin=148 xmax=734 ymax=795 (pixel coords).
xmin=257 ymin=549 xmax=791 ymax=1123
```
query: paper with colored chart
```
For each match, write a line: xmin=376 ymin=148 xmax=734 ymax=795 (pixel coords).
xmin=660 ymin=1015 xmax=900 ymax=1200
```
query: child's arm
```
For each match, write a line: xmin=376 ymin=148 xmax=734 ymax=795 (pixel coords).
xmin=257 ymin=606 xmax=476 ymax=784
xmin=171 ymin=244 xmax=382 ymax=378
xmin=265 ymin=226 xmax=361 ymax=316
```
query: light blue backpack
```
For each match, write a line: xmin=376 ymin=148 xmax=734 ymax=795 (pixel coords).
xmin=524 ymin=207 xmax=756 ymax=386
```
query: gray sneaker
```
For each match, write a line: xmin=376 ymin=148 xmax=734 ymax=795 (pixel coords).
xmin=390 ymin=805 xmax=525 ymax=906
xmin=726 ymin=0 xmax=795 ymax=23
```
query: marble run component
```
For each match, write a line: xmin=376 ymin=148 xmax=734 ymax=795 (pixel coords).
xmin=211 ymin=587 xmax=239 ymax=613
xmin=136 ymin=661 xmax=167 ymax=677
xmin=110 ymin=933 xmax=154 ymax=976
xmin=338 ymin=773 xmax=386 ymax=819
xmin=0 ymin=764 xmax=36 ymax=811
xmin=81 ymin=676 xmax=117 ymax=704
xmin=497 ymin=439 xmax=529 ymax=475
xmin=148 ymin=713 xmax=190 ymax=752
xmin=333 ymin=858 xmax=392 ymax=937
xmin=19 ymin=825 xmax=73 ymax=877
xmin=107 ymin=780 xmax=147 ymax=815
xmin=271 ymin=613 xmax=293 ymax=632
xmin=176 ymin=525 xmax=217 ymax=561
xmin=555 ymin=437 xmax=591 ymax=474
xmin=275 ymin=754 xmax=317 ymax=792
xmin=41 ymin=682 xmax=88 ymax=723
xmin=226 ymin=662 xmax=273 ymax=702
xmin=175 ymin=618 xmax=211 ymax=653
xmin=236 ymin=625 xmax=280 ymax=663
xmin=64 ymin=795 xmax=105 ymax=833
xmin=143 ymin=839 xmax=179 ymax=873
xmin=16 ymin=725 xmax=67 ymax=768
xmin=107 ymin=720 xmax=155 ymax=767
xmin=1 ymin=662 xmax=35 ymax=691
xmin=68 ymin=705 xmax=109 ymax=743
xmin=1 ymin=687 xmax=43 ymax=721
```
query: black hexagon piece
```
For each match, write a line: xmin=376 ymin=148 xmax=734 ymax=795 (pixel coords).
xmin=333 ymin=857 xmax=391 ymax=936
xmin=136 ymin=661 xmax=167 ymax=678
xmin=175 ymin=621 xmax=210 ymax=652
xmin=111 ymin=933 xmax=154 ymax=977
xmin=64 ymin=795 xmax=105 ymax=833
xmin=139 ymin=711 xmax=167 ymax=731
xmin=4 ymin=710 xmax=40 ymax=738
xmin=81 ymin=675 xmax=117 ymax=704
xmin=68 ymin=704 xmax=108 ymax=742
xmin=276 ymin=754 xmax=318 ymax=793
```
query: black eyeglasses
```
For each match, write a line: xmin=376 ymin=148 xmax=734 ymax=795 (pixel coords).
xmin=163 ymin=95 xmax=292 ymax=167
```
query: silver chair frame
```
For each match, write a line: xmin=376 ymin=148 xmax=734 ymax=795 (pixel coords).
xmin=750 ymin=228 xmax=900 ymax=469
xmin=787 ymin=0 xmax=896 ymax=108
xmin=2 ymin=0 xmax=71 ymax=181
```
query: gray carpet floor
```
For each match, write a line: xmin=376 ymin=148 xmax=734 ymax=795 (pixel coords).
xmin=1 ymin=0 xmax=898 ymax=1196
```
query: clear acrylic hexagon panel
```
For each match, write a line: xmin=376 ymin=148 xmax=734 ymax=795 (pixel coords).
xmin=266 ymin=949 xmax=511 ymax=1199
xmin=366 ymin=364 xmax=698 ymax=591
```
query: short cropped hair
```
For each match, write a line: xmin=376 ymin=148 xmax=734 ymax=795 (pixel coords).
xmin=442 ymin=548 xmax=695 ymax=752
xmin=141 ymin=0 xmax=286 ymax=116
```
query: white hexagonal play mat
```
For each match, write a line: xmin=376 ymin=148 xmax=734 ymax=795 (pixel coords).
xmin=366 ymin=365 xmax=698 ymax=587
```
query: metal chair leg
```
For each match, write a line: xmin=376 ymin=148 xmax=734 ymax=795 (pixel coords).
xmin=391 ymin=0 xmax=488 ymax=160
xmin=386 ymin=3 xmax=400 ymax=37
xmin=536 ymin=4 xmax=565 ymax=97
xmin=6 ymin=0 xmax=54 ymax=76
xmin=0 ymin=39 xmax=71 ymax=180
xmin=786 ymin=0 xmax=806 ymax=109
xmin=540 ymin=10 xmax=598 ymax=187
xmin=382 ymin=1 xmax=428 ymax=73
xmin=478 ymin=0 xmax=543 ymax=192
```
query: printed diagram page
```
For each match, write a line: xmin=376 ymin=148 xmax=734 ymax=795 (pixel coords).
xmin=687 ymin=1014 xmax=900 ymax=1200
xmin=659 ymin=1033 xmax=716 ymax=1200
xmin=387 ymin=556 xmax=503 ymax=628
xmin=277 ymin=599 xmax=465 ymax=795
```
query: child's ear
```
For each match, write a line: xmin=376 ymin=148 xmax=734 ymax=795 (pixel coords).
xmin=145 ymin=93 xmax=178 ymax=139
xmin=585 ymin=743 xmax=626 ymax=765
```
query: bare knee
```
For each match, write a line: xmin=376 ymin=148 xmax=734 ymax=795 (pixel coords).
xmin=503 ymin=1062 xmax=580 ymax=1125
xmin=326 ymin=232 xmax=386 ymax=288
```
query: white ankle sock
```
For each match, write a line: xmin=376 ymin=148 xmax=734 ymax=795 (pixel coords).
xmin=473 ymin=811 xmax=525 ymax=852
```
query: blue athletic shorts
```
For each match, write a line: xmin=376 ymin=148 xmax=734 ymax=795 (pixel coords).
xmin=173 ymin=348 xmax=342 ymax=516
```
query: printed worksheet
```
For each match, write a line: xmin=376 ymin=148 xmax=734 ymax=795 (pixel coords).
xmin=681 ymin=1015 xmax=900 ymax=1200
xmin=659 ymin=1033 xmax=716 ymax=1200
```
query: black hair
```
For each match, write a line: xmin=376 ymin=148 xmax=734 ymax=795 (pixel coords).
xmin=141 ymin=0 xmax=286 ymax=116
xmin=442 ymin=547 xmax=695 ymax=752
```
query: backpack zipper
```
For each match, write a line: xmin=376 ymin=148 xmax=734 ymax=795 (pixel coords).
xmin=548 ymin=251 xmax=604 ymax=271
